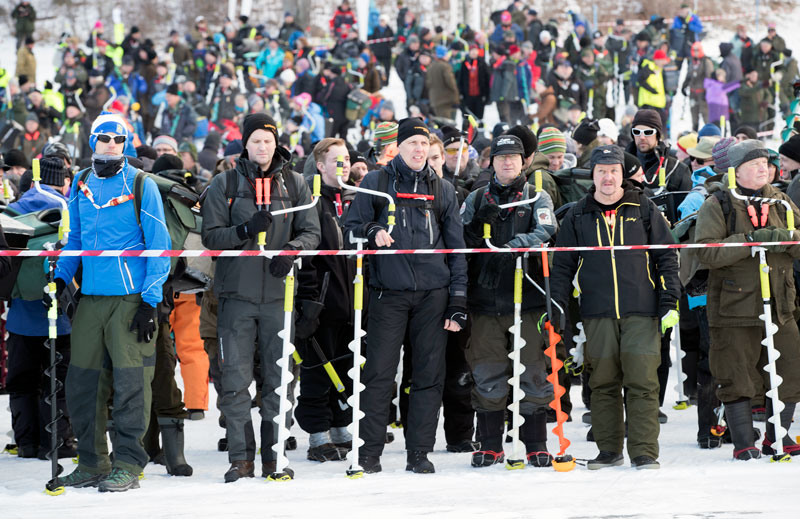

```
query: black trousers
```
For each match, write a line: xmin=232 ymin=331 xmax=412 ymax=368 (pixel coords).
xmin=7 ymin=333 xmax=72 ymax=450
xmin=295 ymin=320 xmax=353 ymax=434
xmin=360 ymin=288 xmax=448 ymax=457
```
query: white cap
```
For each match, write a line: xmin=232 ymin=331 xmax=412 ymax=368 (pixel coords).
xmin=597 ymin=118 xmax=619 ymax=143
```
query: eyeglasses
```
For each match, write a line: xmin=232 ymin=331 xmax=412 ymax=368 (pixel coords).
xmin=444 ymin=148 xmax=464 ymax=156
xmin=631 ymin=128 xmax=657 ymax=137
xmin=94 ymin=134 xmax=126 ymax=144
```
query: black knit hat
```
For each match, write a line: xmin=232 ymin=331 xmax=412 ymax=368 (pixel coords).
xmin=573 ymin=119 xmax=600 ymax=146
xmin=38 ymin=157 xmax=67 ymax=187
xmin=631 ymin=109 xmax=663 ymax=139
xmin=3 ymin=149 xmax=28 ymax=169
xmin=241 ymin=113 xmax=279 ymax=149
xmin=397 ymin=118 xmax=430 ymax=145
xmin=440 ymin=125 xmax=463 ymax=148
xmin=504 ymin=125 xmax=538 ymax=158
xmin=152 ymin=154 xmax=184 ymax=174
xmin=622 ymin=151 xmax=642 ymax=179
xmin=779 ymin=135 xmax=800 ymax=165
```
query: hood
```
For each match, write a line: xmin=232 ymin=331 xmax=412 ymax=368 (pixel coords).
xmin=690 ymin=165 xmax=715 ymax=188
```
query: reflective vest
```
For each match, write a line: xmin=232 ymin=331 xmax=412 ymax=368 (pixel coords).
xmin=637 ymin=59 xmax=666 ymax=109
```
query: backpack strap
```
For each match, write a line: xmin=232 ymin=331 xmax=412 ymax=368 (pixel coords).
xmin=571 ymin=196 xmax=587 ymax=245
xmin=371 ymin=168 xmax=391 ymax=222
xmin=712 ymin=190 xmax=735 ymax=234
xmin=133 ymin=170 xmax=144 ymax=227
xmin=639 ymin=191 xmax=651 ymax=235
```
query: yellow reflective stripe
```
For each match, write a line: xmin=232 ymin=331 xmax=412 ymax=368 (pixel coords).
xmin=646 ymin=252 xmax=655 ymax=289
xmin=601 ymin=213 xmax=620 ymax=319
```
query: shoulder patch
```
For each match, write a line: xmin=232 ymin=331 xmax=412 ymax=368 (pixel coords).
xmin=536 ymin=207 xmax=553 ymax=226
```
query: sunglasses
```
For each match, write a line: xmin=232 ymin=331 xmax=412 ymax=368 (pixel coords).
xmin=692 ymin=157 xmax=708 ymax=165
xmin=444 ymin=148 xmax=464 ymax=156
xmin=631 ymin=128 xmax=657 ymax=137
xmin=94 ymin=134 xmax=126 ymax=144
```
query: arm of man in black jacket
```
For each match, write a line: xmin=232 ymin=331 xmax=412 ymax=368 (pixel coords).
xmin=647 ymin=199 xmax=681 ymax=318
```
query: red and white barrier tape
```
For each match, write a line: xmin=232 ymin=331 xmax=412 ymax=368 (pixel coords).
xmin=2 ymin=241 xmax=799 ymax=257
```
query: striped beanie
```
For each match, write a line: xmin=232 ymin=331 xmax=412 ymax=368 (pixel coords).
xmin=712 ymin=137 xmax=736 ymax=174
xmin=373 ymin=122 xmax=398 ymax=146
xmin=538 ymin=127 xmax=566 ymax=155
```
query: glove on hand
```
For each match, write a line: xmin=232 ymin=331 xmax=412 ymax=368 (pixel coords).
xmin=130 ymin=302 xmax=157 ymax=343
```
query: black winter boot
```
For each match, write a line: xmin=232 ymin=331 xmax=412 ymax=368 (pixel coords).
xmin=696 ymin=372 xmax=721 ymax=449
xmin=521 ymin=410 xmax=552 ymax=467
xmin=158 ymin=417 xmax=193 ymax=476
xmin=725 ymin=399 xmax=761 ymax=460
xmin=471 ymin=411 xmax=505 ymax=467
xmin=406 ymin=451 xmax=435 ymax=473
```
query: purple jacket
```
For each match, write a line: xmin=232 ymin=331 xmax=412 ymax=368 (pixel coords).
xmin=704 ymin=78 xmax=740 ymax=124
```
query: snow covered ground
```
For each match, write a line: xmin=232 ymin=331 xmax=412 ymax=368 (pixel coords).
xmin=2 ymin=370 xmax=799 ymax=519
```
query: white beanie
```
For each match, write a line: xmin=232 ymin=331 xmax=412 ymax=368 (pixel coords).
xmin=597 ymin=118 xmax=620 ymax=143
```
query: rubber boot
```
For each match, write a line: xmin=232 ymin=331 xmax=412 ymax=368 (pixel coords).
xmin=157 ymin=417 xmax=193 ymax=476
xmin=763 ymin=401 xmax=799 ymax=457
xmin=521 ymin=410 xmax=552 ymax=467
xmin=471 ymin=411 xmax=505 ymax=467
xmin=696 ymin=371 xmax=721 ymax=449
xmin=725 ymin=399 xmax=761 ymax=460
xmin=142 ymin=409 xmax=163 ymax=464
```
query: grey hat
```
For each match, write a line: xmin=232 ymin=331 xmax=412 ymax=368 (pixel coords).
xmin=728 ymin=139 xmax=770 ymax=170
xmin=590 ymin=145 xmax=625 ymax=174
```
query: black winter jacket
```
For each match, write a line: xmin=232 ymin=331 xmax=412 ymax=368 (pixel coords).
xmin=550 ymin=183 xmax=681 ymax=320
xmin=343 ymin=155 xmax=467 ymax=298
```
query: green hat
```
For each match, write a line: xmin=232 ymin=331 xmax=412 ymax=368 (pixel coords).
xmin=373 ymin=121 xmax=398 ymax=146
xmin=538 ymin=127 xmax=566 ymax=155
xmin=178 ymin=141 xmax=197 ymax=161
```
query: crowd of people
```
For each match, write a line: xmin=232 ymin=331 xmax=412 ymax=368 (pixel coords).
xmin=2 ymin=0 xmax=800 ymax=493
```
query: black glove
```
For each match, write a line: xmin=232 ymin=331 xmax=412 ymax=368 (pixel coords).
xmin=445 ymin=295 xmax=468 ymax=330
xmin=42 ymin=278 xmax=67 ymax=311
xmin=475 ymin=203 xmax=502 ymax=226
xmin=365 ymin=223 xmax=386 ymax=249
xmin=295 ymin=299 xmax=324 ymax=340
xmin=269 ymin=245 xmax=298 ymax=278
xmin=237 ymin=210 xmax=273 ymax=240
xmin=130 ymin=302 xmax=157 ymax=343
xmin=476 ymin=252 xmax=514 ymax=289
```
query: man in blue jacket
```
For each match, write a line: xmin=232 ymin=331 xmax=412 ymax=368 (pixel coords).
xmin=53 ymin=111 xmax=171 ymax=492
xmin=344 ymin=118 xmax=468 ymax=474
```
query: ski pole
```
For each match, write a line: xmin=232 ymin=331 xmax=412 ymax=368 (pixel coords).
xmin=271 ymin=175 xmax=321 ymax=216
xmin=44 ymin=248 xmax=65 ymax=496
xmin=727 ymin=167 xmax=793 ymax=462
xmin=345 ymin=233 xmax=368 ymax=479
xmin=269 ymin=261 xmax=299 ymax=481
xmin=671 ymin=300 xmax=690 ymax=410
xmin=540 ymin=247 xmax=575 ymax=472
